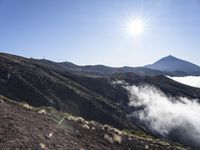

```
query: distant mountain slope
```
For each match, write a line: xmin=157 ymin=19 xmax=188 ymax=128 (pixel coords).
xmin=145 ymin=55 xmax=200 ymax=75
xmin=111 ymin=72 xmax=200 ymax=99
xmin=40 ymin=55 xmax=200 ymax=76
xmin=58 ymin=61 xmax=164 ymax=76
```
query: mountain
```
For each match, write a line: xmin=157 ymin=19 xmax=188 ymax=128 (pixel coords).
xmin=38 ymin=55 xmax=200 ymax=76
xmin=1 ymin=52 xmax=200 ymax=149
xmin=58 ymin=61 xmax=164 ymax=76
xmin=145 ymin=55 xmax=200 ymax=75
xmin=36 ymin=59 xmax=166 ymax=76
xmin=0 ymin=53 xmax=137 ymax=130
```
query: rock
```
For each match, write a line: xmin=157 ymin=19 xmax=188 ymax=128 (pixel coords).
xmin=128 ymin=137 xmax=132 ymax=141
xmin=82 ymin=124 xmax=90 ymax=130
xmin=37 ymin=109 xmax=47 ymax=115
xmin=67 ymin=115 xmax=74 ymax=121
xmin=113 ymin=128 xmax=122 ymax=135
xmin=89 ymin=120 xmax=97 ymax=127
xmin=39 ymin=143 xmax=46 ymax=149
xmin=21 ymin=103 xmax=33 ymax=110
xmin=145 ymin=145 xmax=149 ymax=149
xmin=103 ymin=125 xmax=111 ymax=131
xmin=48 ymin=132 xmax=53 ymax=138
xmin=75 ymin=117 xmax=84 ymax=123
xmin=104 ymin=134 xmax=113 ymax=144
xmin=84 ymin=120 xmax=89 ymax=125
xmin=113 ymin=134 xmax=122 ymax=144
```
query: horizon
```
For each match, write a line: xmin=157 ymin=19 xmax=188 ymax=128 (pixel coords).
xmin=0 ymin=0 xmax=200 ymax=67
xmin=2 ymin=52 xmax=200 ymax=68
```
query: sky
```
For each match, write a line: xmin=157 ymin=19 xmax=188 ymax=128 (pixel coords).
xmin=0 ymin=0 xmax=200 ymax=67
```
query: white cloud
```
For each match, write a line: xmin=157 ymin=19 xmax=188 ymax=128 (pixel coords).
xmin=167 ymin=76 xmax=200 ymax=88
xmin=118 ymin=81 xmax=200 ymax=148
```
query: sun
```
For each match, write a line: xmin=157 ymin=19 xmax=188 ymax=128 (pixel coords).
xmin=127 ymin=18 xmax=144 ymax=36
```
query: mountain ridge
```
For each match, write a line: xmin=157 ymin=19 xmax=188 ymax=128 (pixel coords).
xmin=145 ymin=55 xmax=200 ymax=75
xmin=41 ymin=54 xmax=200 ymax=76
xmin=2 ymin=52 xmax=200 ymax=76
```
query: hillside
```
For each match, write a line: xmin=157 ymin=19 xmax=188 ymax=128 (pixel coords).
xmin=0 ymin=53 xmax=136 ymax=130
xmin=1 ymin=53 xmax=200 ymax=149
xmin=0 ymin=95 xmax=184 ymax=150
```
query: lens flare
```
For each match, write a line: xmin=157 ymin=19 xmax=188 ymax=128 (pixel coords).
xmin=127 ymin=18 xmax=144 ymax=36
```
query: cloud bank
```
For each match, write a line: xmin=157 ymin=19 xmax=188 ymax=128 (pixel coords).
xmin=168 ymin=76 xmax=200 ymax=88
xmin=116 ymin=81 xmax=200 ymax=148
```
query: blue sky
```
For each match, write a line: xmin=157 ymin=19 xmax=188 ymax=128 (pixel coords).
xmin=0 ymin=0 xmax=200 ymax=67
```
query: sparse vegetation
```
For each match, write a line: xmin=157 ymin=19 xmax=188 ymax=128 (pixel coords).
xmin=123 ymin=129 xmax=156 ymax=140
xmin=0 ymin=96 xmax=186 ymax=149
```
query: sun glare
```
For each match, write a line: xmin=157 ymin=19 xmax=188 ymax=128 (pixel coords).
xmin=127 ymin=18 xmax=144 ymax=36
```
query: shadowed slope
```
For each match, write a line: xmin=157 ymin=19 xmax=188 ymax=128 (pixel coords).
xmin=0 ymin=53 xmax=134 ymax=129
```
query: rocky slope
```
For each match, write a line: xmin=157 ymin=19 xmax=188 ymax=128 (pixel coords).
xmin=0 ymin=95 xmax=184 ymax=150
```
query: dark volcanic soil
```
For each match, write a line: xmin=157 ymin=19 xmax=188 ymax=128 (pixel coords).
xmin=0 ymin=96 xmax=184 ymax=150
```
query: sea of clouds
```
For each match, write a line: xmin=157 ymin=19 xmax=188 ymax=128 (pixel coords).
xmin=167 ymin=76 xmax=200 ymax=88
xmin=113 ymin=80 xmax=200 ymax=148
